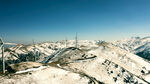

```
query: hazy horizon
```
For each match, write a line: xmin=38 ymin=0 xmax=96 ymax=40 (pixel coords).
xmin=1 ymin=0 xmax=150 ymax=44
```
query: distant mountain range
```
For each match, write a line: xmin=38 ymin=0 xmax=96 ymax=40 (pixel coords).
xmin=114 ymin=36 xmax=150 ymax=61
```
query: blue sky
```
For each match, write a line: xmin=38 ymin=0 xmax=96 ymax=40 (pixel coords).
xmin=0 ymin=0 xmax=150 ymax=44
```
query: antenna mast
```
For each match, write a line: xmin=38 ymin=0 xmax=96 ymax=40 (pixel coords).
xmin=65 ymin=37 xmax=67 ymax=48
xmin=32 ymin=39 xmax=36 ymax=62
xmin=0 ymin=38 xmax=5 ymax=73
xmin=75 ymin=32 xmax=78 ymax=48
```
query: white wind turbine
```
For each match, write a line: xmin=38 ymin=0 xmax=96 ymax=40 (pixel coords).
xmin=0 ymin=37 xmax=17 ymax=73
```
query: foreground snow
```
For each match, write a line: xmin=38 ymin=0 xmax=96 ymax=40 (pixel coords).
xmin=15 ymin=66 xmax=47 ymax=74
xmin=0 ymin=66 xmax=96 ymax=84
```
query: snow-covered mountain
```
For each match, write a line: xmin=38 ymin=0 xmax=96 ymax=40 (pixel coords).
xmin=114 ymin=36 xmax=150 ymax=61
xmin=0 ymin=39 xmax=150 ymax=84
xmin=0 ymin=40 xmax=99 ymax=64
xmin=45 ymin=43 xmax=150 ymax=83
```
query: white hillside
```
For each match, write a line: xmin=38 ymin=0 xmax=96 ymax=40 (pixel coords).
xmin=0 ymin=39 xmax=150 ymax=84
xmin=0 ymin=40 xmax=99 ymax=62
xmin=0 ymin=66 xmax=97 ymax=84
xmin=44 ymin=42 xmax=150 ymax=83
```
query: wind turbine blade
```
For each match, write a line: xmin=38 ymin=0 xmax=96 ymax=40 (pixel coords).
xmin=4 ymin=43 xmax=17 ymax=45
xmin=0 ymin=38 xmax=4 ymax=45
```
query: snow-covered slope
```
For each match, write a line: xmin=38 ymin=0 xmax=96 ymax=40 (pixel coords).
xmin=114 ymin=36 xmax=150 ymax=61
xmin=0 ymin=66 xmax=101 ymax=84
xmin=1 ymin=39 xmax=150 ymax=84
xmin=0 ymin=40 xmax=99 ymax=62
xmin=44 ymin=43 xmax=150 ymax=83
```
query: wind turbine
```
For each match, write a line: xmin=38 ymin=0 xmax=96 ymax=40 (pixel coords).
xmin=0 ymin=38 xmax=17 ymax=73
xmin=0 ymin=38 xmax=5 ymax=73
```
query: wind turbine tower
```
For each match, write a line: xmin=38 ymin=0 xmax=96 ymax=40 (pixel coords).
xmin=0 ymin=38 xmax=5 ymax=73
